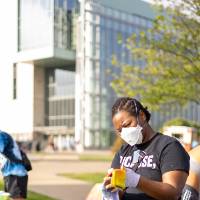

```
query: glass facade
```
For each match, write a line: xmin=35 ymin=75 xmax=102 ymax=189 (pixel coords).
xmin=79 ymin=2 xmax=153 ymax=147
xmin=77 ymin=1 xmax=200 ymax=148
xmin=16 ymin=0 xmax=200 ymax=149
xmin=45 ymin=68 xmax=75 ymax=128
xmin=96 ymin=8 xmax=200 ymax=130
xmin=54 ymin=0 xmax=79 ymax=49
xmin=18 ymin=0 xmax=53 ymax=50
xmin=18 ymin=0 xmax=79 ymax=51
xmin=150 ymin=103 xmax=200 ymax=130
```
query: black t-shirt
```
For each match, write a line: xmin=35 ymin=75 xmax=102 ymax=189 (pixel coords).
xmin=111 ymin=133 xmax=190 ymax=200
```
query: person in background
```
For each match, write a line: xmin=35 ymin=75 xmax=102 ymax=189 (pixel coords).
xmin=104 ymin=97 xmax=190 ymax=200
xmin=0 ymin=130 xmax=28 ymax=200
xmin=182 ymin=145 xmax=200 ymax=200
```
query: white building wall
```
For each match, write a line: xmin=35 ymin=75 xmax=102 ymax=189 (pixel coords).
xmin=0 ymin=1 xmax=34 ymax=140
xmin=14 ymin=63 xmax=34 ymax=134
xmin=0 ymin=62 xmax=34 ymax=140
xmin=0 ymin=0 xmax=17 ymax=109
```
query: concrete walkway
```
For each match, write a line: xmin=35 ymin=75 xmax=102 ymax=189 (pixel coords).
xmin=28 ymin=151 xmax=111 ymax=200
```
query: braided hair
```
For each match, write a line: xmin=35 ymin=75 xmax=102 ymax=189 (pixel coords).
xmin=112 ymin=97 xmax=151 ymax=122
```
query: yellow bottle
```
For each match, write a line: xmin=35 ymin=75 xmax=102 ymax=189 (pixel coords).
xmin=111 ymin=168 xmax=126 ymax=190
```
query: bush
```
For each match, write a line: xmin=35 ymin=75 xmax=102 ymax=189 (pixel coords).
xmin=162 ymin=117 xmax=200 ymax=135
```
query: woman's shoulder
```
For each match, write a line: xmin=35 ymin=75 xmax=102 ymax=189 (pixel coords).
xmin=147 ymin=132 xmax=185 ymax=153
xmin=189 ymin=145 xmax=200 ymax=162
xmin=150 ymin=132 xmax=178 ymax=146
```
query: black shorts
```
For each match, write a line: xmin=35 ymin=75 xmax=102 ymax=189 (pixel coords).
xmin=4 ymin=175 xmax=28 ymax=199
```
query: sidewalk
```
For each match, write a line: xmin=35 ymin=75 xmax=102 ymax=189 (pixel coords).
xmin=28 ymin=151 xmax=111 ymax=200
xmin=28 ymin=149 xmax=112 ymax=161
xmin=28 ymin=152 xmax=79 ymax=161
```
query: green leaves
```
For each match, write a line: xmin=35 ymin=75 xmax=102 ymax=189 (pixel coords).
xmin=110 ymin=0 xmax=200 ymax=110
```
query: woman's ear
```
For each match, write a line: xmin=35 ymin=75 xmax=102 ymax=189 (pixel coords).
xmin=139 ymin=110 xmax=146 ymax=122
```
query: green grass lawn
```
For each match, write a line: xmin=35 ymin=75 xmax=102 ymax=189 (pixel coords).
xmin=60 ymin=154 xmax=112 ymax=184
xmin=0 ymin=181 xmax=56 ymax=200
xmin=59 ymin=172 xmax=106 ymax=184
xmin=26 ymin=191 xmax=56 ymax=200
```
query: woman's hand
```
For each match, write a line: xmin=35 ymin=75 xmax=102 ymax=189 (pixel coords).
xmin=103 ymin=168 xmax=112 ymax=188
xmin=125 ymin=168 xmax=141 ymax=188
xmin=104 ymin=168 xmax=141 ymax=190
xmin=103 ymin=168 xmax=119 ymax=192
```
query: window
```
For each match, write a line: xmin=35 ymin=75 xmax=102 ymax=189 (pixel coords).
xmin=18 ymin=0 xmax=53 ymax=51
xmin=13 ymin=64 xmax=17 ymax=99
xmin=45 ymin=68 xmax=75 ymax=127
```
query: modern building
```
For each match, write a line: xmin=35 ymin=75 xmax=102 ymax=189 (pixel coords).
xmin=75 ymin=0 xmax=155 ymax=149
xmin=0 ymin=0 xmax=199 ymax=150
xmin=0 ymin=0 xmax=78 ymax=150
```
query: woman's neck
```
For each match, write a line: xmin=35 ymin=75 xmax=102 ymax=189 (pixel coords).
xmin=142 ymin=124 xmax=156 ymax=143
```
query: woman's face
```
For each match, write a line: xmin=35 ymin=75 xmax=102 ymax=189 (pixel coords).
xmin=112 ymin=110 xmax=138 ymax=135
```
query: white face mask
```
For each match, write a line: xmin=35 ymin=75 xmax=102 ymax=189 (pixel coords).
xmin=120 ymin=125 xmax=143 ymax=146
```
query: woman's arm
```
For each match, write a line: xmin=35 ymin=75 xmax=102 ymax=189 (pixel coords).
xmin=185 ymin=168 xmax=199 ymax=191
xmin=138 ymin=170 xmax=188 ymax=200
xmin=181 ymin=145 xmax=200 ymax=199
xmin=186 ymin=145 xmax=200 ymax=190
xmin=105 ymin=170 xmax=188 ymax=200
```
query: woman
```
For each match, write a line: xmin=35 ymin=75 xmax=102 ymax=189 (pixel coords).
xmin=182 ymin=145 xmax=200 ymax=200
xmin=0 ymin=130 xmax=28 ymax=200
xmin=104 ymin=97 xmax=189 ymax=200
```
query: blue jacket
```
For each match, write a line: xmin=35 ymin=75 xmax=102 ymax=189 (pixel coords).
xmin=0 ymin=131 xmax=27 ymax=177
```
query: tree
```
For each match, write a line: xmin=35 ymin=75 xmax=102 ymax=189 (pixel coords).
xmin=110 ymin=0 xmax=200 ymax=110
